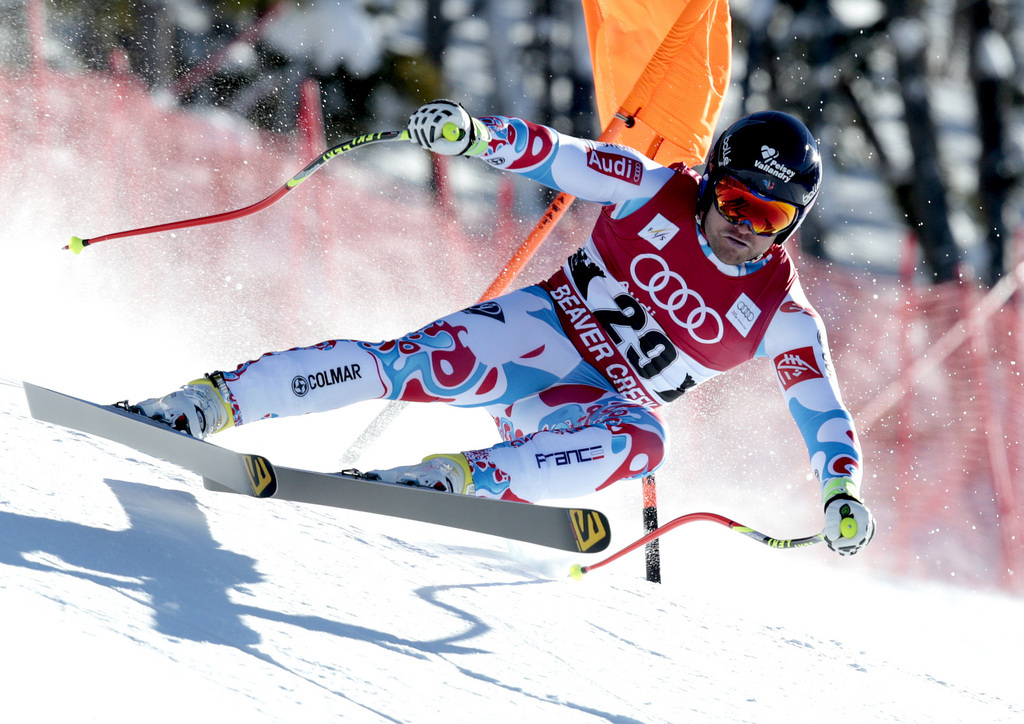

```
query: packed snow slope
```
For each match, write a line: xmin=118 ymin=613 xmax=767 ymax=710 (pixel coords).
xmin=3 ymin=377 xmax=1024 ymax=723
xmin=3 ymin=209 xmax=1023 ymax=721
xmin=1 ymin=64 xmax=1022 ymax=724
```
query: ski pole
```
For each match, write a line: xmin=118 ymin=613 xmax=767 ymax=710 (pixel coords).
xmin=65 ymin=129 xmax=411 ymax=254
xmin=569 ymin=512 xmax=823 ymax=580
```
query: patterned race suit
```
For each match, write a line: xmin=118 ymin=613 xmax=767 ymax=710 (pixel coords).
xmin=217 ymin=116 xmax=861 ymax=503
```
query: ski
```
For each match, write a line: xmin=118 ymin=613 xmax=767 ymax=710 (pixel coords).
xmin=23 ymin=382 xmax=271 ymax=497
xmin=201 ymin=468 xmax=610 ymax=553
xmin=23 ymin=383 xmax=611 ymax=553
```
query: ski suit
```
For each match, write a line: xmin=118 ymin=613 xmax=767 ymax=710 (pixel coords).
xmin=216 ymin=115 xmax=862 ymax=503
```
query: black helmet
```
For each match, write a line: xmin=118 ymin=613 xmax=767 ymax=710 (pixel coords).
xmin=698 ymin=111 xmax=822 ymax=244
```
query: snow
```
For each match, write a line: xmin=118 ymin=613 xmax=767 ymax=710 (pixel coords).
xmin=2 ymin=376 xmax=1024 ymax=722
xmin=2 ymin=216 xmax=1021 ymax=720
xmin=1 ymin=10 xmax=1022 ymax=718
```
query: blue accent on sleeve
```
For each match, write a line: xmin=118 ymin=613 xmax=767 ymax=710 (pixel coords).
xmin=514 ymin=161 xmax=560 ymax=189
xmin=788 ymin=397 xmax=860 ymax=481
xmin=503 ymin=117 xmax=561 ymax=187
xmin=614 ymin=197 xmax=653 ymax=218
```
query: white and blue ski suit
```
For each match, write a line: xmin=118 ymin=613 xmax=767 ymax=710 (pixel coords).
xmin=216 ymin=116 xmax=862 ymax=504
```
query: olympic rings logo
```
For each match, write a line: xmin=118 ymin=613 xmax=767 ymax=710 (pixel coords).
xmin=630 ymin=253 xmax=724 ymax=344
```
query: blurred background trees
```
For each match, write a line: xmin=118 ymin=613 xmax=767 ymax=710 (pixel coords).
xmin=734 ymin=0 xmax=1022 ymax=284
xmin=3 ymin=0 xmax=1023 ymax=587
xmin=6 ymin=0 xmax=1024 ymax=286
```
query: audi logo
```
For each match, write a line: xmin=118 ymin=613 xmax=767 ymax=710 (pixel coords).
xmin=630 ymin=253 xmax=724 ymax=344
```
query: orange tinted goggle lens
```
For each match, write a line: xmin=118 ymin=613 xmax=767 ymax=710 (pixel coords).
xmin=714 ymin=176 xmax=798 ymax=235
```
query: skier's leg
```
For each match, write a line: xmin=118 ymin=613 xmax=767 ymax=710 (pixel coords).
xmin=132 ymin=286 xmax=584 ymax=436
xmin=217 ymin=340 xmax=386 ymax=424
xmin=219 ymin=286 xmax=580 ymax=419
xmin=465 ymin=385 xmax=668 ymax=502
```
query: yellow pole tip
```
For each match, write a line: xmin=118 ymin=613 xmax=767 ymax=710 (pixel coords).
xmin=569 ymin=564 xmax=586 ymax=582
xmin=68 ymin=236 xmax=86 ymax=255
xmin=441 ymin=122 xmax=463 ymax=142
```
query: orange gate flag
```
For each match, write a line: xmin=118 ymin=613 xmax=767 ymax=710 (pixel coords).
xmin=476 ymin=0 xmax=732 ymax=301
xmin=582 ymin=0 xmax=732 ymax=166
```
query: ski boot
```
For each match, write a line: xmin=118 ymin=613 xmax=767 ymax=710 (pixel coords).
xmin=369 ymin=453 xmax=475 ymax=495
xmin=128 ymin=375 xmax=233 ymax=439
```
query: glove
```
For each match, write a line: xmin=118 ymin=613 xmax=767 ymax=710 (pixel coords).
xmin=408 ymin=100 xmax=490 ymax=156
xmin=822 ymin=477 xmax=876 ymax=556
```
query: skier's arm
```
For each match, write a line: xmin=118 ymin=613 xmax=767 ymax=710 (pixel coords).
xmin=408 ymin=101 xmax=674 ymax=218
xmin=759 ymin=283 xmax=876 ymax=555
xmin=475 ymin=115 xmax=675 ymax=216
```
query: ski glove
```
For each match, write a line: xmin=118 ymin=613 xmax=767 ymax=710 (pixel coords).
xmin=408 ymin=100 xmax=491 ymax=156
xmin=822 ymin=477 xmax=876 ymax=556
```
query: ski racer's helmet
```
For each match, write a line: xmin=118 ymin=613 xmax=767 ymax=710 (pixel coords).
xmin=697 ymin=111 xmax=822 ymax=245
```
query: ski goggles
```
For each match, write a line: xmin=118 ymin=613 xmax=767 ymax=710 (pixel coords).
xmin=713 ymin=175 xmax=799 ymax=236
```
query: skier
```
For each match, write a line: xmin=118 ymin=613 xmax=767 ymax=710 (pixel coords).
xmin=130 ymin=100 xmax=875 ymax=556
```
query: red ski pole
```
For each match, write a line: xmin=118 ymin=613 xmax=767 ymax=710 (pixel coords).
xmin=65 ymin=130 xmax=410 ymax=254
xmin=570 ymin=512 xmax=823 ymax=580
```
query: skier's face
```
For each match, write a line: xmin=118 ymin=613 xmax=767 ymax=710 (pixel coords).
xmin=703 ymin=203 xmax=778 ymax=265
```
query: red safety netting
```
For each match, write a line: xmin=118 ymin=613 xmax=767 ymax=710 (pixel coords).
xmin=3 ymin=65 xmax=1021 ymax=593
xmin=815 ymin=248 xmax=1024 ymax=591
